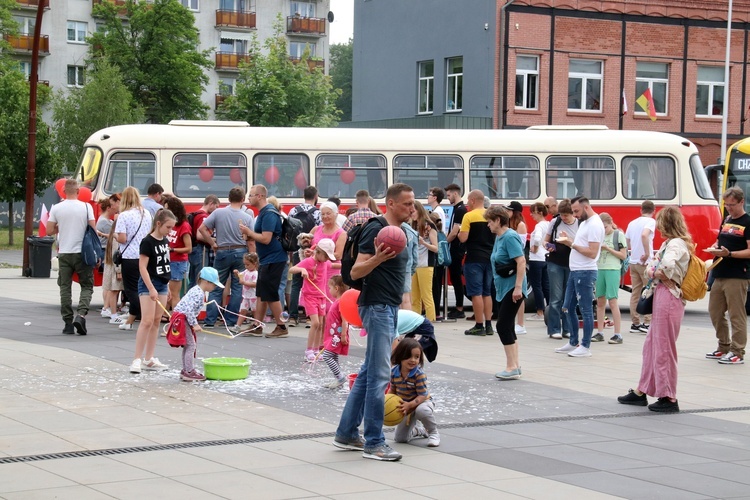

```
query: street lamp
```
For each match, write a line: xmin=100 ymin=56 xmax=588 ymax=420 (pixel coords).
xmin=720 ymin=0 xmax=733 ymax=165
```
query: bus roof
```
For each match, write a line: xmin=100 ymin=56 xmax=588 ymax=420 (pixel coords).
xmin=86 ymin=124 xmax=697 ymax=156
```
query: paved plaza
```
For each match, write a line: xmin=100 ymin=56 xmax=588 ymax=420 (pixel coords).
xmin=1 ymin=249 xmax=750 ymax=499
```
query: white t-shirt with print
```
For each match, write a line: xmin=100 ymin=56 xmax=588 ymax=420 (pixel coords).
xmin=48 ymin=200 xmax=95 ymax=254
xmin=569 ymin=214 xmax=604 ymax=271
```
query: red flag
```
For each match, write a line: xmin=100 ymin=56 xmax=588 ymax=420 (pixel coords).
xmin=38 ymin=203 xmax=49 ymax=237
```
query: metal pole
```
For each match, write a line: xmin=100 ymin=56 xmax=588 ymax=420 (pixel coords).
xmin=22 ymin=0 xmax=47 ymax=276
xmin=720 ymin=0 xmax=733 ymax=165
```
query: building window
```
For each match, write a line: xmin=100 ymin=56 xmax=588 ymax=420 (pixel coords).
xmin=219 ymin=38 xmax=248 ymax=54
xmin=290 ymin=1 xmax=315 ymax=18
xmin=290 ymin=42 xmax=316 ymax=58
xmin=219 ymin=77 xmax=235 ymax=95
xmin=635 ymin=62 xmax=668 ymax=115
xmin=418 ymin=60 xmax=433 ymax=114
xmin=515 ymin=55 xmax=538 ymax=109
xmin=180 ymin=0 xmax=198 ymax=11
xmin=696 ymin=66 xmax=725 ymax=117
xmin=220 ymin=0 xmax=255 ymax=11
xmin=12 ymin=15 xmax=35 ymax=34
xmin=446 ymin=57 xmax=462 ymax=112
xmin=67 ymin=65 xmax=85 ymax=87
xmin=568 ymin=59 xmax=602 ymax=111
xmin=67 ymin=21 xmax=87 ymax=43
xmin=19 ymin=61 xmax=32 ymax=80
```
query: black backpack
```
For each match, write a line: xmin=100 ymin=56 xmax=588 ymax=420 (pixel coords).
xmin=341 ymin=216 xmax=387 ymax=290
xmin=270 ymin=207 xmax=303 ymax=252
xmin=290 ymin=205 xmax=318 ymax=234
xmin=186 ymin=210 xmax=201 ymax=246
xmin=82 ymin=225 xmax=104 ymax=267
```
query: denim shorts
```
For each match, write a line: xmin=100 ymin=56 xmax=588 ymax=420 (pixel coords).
xmin=464 ymin=262 xmax=492 ymax=297
xmin=170 ymin=260 xmax=188 ymax=281
xmin=138 ymin=277 xmax=169 ymax=296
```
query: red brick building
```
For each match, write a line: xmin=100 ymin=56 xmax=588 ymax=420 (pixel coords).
xmin=499 ymin=0 xmax=750 ymax=166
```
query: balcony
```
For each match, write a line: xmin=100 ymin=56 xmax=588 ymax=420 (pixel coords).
xmin=215 ymin=52 xmax=251 ymax=71
xmin=215 ymin=94 xmax=229 ymax=110
xmin=290 ymin=57 xmax=325 ymax=71
xmin=15 ymin=0 xmax=50 ymax=10
xmin=216 ymin=10 xmax=256 ymax=30
xmin=286 ymin=16 xmax=326 ymax=36
xmin=4 ymin=34 xmax=49 ymax=55
xmin=92 ymin=0 xmax=129 ymax=16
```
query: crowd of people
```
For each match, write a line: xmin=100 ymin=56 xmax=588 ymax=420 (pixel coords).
xmin=46 ymin=178 xmax=749 ymax=461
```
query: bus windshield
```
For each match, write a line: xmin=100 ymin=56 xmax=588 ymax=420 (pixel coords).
xmin=75 ymin=147 xmax=103 ymax=190
xmin=725 ymin=144 xmax=750 ymax=212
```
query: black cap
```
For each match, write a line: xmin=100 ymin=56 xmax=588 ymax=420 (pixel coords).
xmin=504 ymin=201 xmax=523 ymax=212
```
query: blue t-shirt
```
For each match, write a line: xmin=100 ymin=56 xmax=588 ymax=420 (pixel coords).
xmin=492 ymin=228 xmax=528 ymax=301
xmin=254 ymin=204 xmax=287 ymax=264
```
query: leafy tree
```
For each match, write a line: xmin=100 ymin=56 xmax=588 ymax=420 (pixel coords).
xmin=329 ymin=39 xmax=352 ymax=122
xmin=0 ymin=60 xmax=58 ymax=243
xmin=88 ymin=0 xmax=213 ymax=123
xmin=52 ymin=59 xmax=145 ymax=172
xmin=220 ymin=15 xmax=341 ymax=127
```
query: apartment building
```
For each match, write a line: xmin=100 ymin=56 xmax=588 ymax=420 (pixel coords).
xmin=6 ymin=0 xmax=331 ymax=118
xmin=350 ymin=0 xmax=750 ymax=167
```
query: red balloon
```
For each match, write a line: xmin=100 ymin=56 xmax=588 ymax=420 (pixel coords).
xmin=55 ymin=178 xmax=66 ymax=199
xmin=265 ymin=165 xmax=280 ymax=185
xmin=341 ymin=169 xmax=356 ymax=185
xmin=230 ymin=168 xmax=243 ymax=184
xmin=340 ymin=289 xmax=362 ymax=327
xmin=294 ymin=168 xmax=307 ymax=190
xmin=199 ymin=168 xmax=214 ymax=183
xmin=78 ymin=187 xmax=92 ymax=203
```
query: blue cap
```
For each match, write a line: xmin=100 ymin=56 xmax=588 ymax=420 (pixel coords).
xmin=199 ymin=267 xmax=224 ymax=288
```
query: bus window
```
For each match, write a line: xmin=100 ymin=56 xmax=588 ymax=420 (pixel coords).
xmin=393 ymin=155 xmax=463 ymax=199
xmin=316 ymin=154 xmax=386 ymax=199
xmin=173 ymin=153 xmax=247 ymax=198
xmin=621 ymin=157 xmax=676 ymax=200
xmin=254 ymin=153 xmax=309 ymax=198
xmin=690 ymin=155 xmax=717 ymax=201
xmin=469 ymin=156 xmax=540 ymax=199
xmin=103 ymin=152 xmax=156 ymax=195
xmin=75 ymin=147 xmax=102 ymax=189
xmin=546 ymin=156 xmax=615 ymax=200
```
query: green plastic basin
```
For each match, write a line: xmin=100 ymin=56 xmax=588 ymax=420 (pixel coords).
xmin=202 ymin=357 xmax=251 ymax=381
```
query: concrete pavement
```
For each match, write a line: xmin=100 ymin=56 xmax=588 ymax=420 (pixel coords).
xmin=1 ymin=255 xmax=750 ymax=499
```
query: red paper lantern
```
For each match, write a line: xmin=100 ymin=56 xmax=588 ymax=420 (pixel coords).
xmin=341 ymin=169 xmax=356 ymax=185
xmin=78 ymin=187 xmax=92 ymax=203
xmin=265 ymin=165 xmax=280 ymax=185
xmin=230 ymin=168 xmax=243 ymax=184
xmin=55 ymin=178 xmax=67 ymax=199
xmin=340 ymin=289 xmax=362 ymax=327
xmin=294 ymin=168 xmax=307 ymax=190
xmin=199 ymin=168 xmax=214 ymax=183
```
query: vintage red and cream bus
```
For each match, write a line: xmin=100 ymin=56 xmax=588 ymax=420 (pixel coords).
xmin=74 ymin=121 xmax=721 ymax=260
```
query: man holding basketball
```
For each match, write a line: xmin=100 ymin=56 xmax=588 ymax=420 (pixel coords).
xmin=334 ymin=183 xmax=415 ymax=462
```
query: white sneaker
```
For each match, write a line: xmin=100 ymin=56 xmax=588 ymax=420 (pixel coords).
xmin=129 ymin=358 xmax=141 ymax=374
xmin=142 ymin=357 xmax=168 ymax=371
xmin=568 ymin=345 xmax=592 ymax=357
xmin=118 ymin=322 xmax=133 ymax=330
xmin=526 ymin=314 xmax=544 ymax=321
xmin=427 ymin=433 xmax=440 ymax=447
xmin=550 ymin=333 xmax=563 ymax=339
xmin=101 ymin=308 xmax=111 ymax=317
xmin=555 ymin=343 xmax=577 ymax=353
xmin=109 ymin=314 xmax=126 ymax=324
xmin=324 ymin=377 xmax=346 ymax=389
xmin=515 ymin=325 xmax=527 ymax=335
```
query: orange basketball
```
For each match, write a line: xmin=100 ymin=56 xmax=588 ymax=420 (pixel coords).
xmin=375 ymin=225 xmax=407 ymax=255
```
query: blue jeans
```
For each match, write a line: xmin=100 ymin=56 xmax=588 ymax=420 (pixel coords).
xmin=546 ymin=262 xmax=570 ymax=335
xmin=205 ymin=248 xmax=245 ymax=325
xmin=335 ymin=303 xmax=398 ymax=449
xmin=563 ymin=270 xmax=597 ymax=348
xmin=528 ymin=260 xmax=549 ymax=312
xmin=188 ymin=244 xmax=211 ymax=289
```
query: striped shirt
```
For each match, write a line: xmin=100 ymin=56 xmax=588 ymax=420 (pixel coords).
xmin=390 ymin=365 xmax=430 ymax=402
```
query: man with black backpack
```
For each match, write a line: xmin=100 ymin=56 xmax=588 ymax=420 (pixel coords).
xmin=187 ymin=194 xmax=220 ymax=289
xmin=287 ymin=186 xmax=321 ymax=325
xmin=543 ymin=199 xmax=579 ymax=339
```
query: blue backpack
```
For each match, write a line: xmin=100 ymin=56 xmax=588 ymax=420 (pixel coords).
xmin=613 ymin=230 xmax=629 ymax=277
xmin=82 ymin=225 xmax=104 ymax=267
xmin=437 ymin=231 xmax=452 ymax=267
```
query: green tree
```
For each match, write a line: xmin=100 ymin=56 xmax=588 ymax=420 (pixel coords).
xmin=221 ymin=15 xmax=341 ymax=127
xmin=89 ymin=0 xmax=212 ymax=123
xmin=329 ymin=39 xmax=352 ymax=122
xmin=0 ymin=60 xmax=58 ymax=243
xmin=52 ymin=59 xmax=145 ymax=172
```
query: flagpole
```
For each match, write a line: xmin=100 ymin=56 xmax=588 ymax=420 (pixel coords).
xmin=720 ymin=0 xmax=733 ymax=165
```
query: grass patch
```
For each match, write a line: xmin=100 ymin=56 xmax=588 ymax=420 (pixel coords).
xmin=0 ymin=227 xmax=36 ymax=250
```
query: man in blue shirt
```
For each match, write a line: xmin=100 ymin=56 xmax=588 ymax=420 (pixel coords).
xmin=142 ymin=183 xmax=164 ymax=218
xmin=240 ymin=184 xmax=289 ymax=338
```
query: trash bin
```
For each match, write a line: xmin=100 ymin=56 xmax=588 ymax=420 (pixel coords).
xmin=27 ymin=236 xmax=55 ymax=278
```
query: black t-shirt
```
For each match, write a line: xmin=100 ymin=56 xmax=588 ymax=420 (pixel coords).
xmin=358 ymin=221 xmax=407 ymax=307
xmin=139 ymin=234 xmax=171 ymax=284
xmin=713 ymin=213 xmax=750 ymax=279
xmin=449 ymin=201 xmax=467 ymax=254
